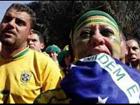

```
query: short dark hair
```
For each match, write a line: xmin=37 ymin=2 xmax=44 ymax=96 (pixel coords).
xmin=6 ymin=3 xmax=36 ymax=29
xmin=126 ymin=36 xmax=140 ymax=47
xmin=33 ymin=30 xmax=45 ymax=44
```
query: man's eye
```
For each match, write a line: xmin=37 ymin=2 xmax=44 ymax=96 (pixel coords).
xmin=100 ymin=29 xmax=114 ymax=37
xmin=32 ymin=39 xmax=37 ymax=42
xmin=132 ymin=47 xmax=138 ymax=51
xmin=80 ymin=30 xmax=93 ymax=39
xmin=16 ymin=19 xmax=25 ymax=26
xmin=3 ymin=16 xmax=12 ymax=23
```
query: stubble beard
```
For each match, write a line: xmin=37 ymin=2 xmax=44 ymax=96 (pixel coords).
xmin=0 ymin=36 xmax=15 ymax=46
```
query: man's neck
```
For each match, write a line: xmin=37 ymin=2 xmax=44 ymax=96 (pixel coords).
xmin=131 ymin=60 xmax=140 ymax=70
xmin=1 ymin=45 xmax=28 ymax=60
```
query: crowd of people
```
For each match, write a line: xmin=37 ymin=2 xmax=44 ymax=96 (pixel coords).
xmin=0 ymin=2 xmax=140 ymax=104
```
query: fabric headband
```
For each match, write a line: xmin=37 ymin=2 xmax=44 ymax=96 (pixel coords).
xmin=71 ymin=10 xmax=120 ymax=39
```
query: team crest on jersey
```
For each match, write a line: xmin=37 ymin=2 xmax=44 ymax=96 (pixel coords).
xmin=20 ymin=71 xmax=31 ymax=83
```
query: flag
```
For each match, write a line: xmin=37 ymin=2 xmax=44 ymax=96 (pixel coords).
xmin=61 ymin=53 xmax=140 ymax=104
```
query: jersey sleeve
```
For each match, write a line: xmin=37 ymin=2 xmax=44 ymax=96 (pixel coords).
xmin=42 ymin=56 xmax=63 ymax=91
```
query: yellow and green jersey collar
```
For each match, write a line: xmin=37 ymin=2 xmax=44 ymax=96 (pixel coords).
xmin=12 ymin=47 xmax=30 ymax=59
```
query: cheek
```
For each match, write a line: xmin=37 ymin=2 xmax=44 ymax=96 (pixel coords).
xmin=76 ymin=38 xmax=88 ymax=46
xmin=138 ymin=51 xmax=140 ymax=57
xmin=73 ymin=30 xmax=90 ymax=48
xmin=110 ymin=36 xmax=121 ymax=58
xmin=74 ymin=37 xmax=89 ymax=50
xmin=136 ymin=50 xmax=140 ymax=55
xmin=73 ymin=38 xmax=89 ymax=59
xmin=19 ymin=29 xmax=30 ymax=39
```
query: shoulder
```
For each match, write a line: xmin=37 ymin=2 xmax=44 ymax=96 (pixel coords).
xmin=29 ymin=49 xmax=63 ymax=75
xmin=29 ymin=49 xmax=53 ymax=61
xmin=28 ymin=49 xmax=60 ymax=69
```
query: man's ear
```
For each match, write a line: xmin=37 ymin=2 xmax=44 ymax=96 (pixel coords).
xmin=30 ymin=29 xmax=34 ymax=35
xmin=28 ymin=29 xmax=34 ymax=39
xmin=41 ymin=43 xmax=45 ymax=50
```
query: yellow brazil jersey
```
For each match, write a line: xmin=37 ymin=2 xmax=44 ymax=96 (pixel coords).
xmin=0 ymin=47 xmax=65 ymax=104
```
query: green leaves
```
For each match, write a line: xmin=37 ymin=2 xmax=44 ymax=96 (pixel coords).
xmin=26 ymin=1 xmax=140 ymax=49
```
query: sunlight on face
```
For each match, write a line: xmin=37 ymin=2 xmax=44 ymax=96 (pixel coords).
xmin=72 ymin=16 xmax=121 ymax=61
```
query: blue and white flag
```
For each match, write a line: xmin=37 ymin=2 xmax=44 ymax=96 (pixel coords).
xmin=61 ymin=53 xmax=140 ymax=104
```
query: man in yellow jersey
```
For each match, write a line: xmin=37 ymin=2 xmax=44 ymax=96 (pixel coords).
xmin=0 ymin=3 xmax=63 ymax=103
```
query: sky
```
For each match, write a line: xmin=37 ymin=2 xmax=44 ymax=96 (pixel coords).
xmin=0 ymin=1 xmax=33 ymax=22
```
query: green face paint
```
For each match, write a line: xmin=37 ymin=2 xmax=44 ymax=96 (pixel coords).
xmin=74 ymin=19 xmax=119 ymax=37
xmin=72 ymin=10 xmax=121 ymax=61
xmin=72 ymin=10 xmax=120 ymax=39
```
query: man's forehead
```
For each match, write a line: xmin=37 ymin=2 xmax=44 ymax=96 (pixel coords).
xmin=6 ymin=9 xmax=31 ymax=20
xmin=127 ymin=39 xmax=138 ymax=44
xmin=127 ymin=40 xmax=139 ymax=47
xmin=29 ymin=34 xmax=39 ymax=39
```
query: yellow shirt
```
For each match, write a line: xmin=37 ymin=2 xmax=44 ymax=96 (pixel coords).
xmin=0 ymin=47 xmax=63 ymax=103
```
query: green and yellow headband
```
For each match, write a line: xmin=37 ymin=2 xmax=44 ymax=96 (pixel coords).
xmin=71 ymin=10 xmax=120 ymax=39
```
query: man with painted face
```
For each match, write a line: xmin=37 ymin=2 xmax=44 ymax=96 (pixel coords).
xmin=0 ymin=3 xmax=63 ymax=103
xmin=61 ymin=10 xmax=140 ymax=103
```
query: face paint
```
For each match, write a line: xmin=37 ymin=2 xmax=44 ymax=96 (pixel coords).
xmin=110 ymin=35 xmax=121 ymax=59
xmin=72 ymin=15 xmax=121 ymax=61
xmin=73 ymin=29 xmax=90 ymax=61
xmin=73 ymin=16 xmax=119 ymax=36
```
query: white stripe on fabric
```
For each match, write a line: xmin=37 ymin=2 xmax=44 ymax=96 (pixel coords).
xmin=80 ymin=53 xmax=140 ymax=103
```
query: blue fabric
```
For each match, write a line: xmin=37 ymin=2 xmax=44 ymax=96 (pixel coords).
xmin=61 ymin=53 xmax=140 ymax=104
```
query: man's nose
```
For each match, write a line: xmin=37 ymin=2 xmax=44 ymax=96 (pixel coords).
xmin=7 ymin=19 xmax=16 ymax=28
xmin=89 ymin=30 xmax=105 ymax=46
xmin=28 ymin=40 xmax=33 ymax=45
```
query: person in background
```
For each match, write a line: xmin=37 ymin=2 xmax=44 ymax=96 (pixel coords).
xmin=45 ymin=44 xmax=61 ymax=65
xmin=0 ymin=3 xmax=63 ymax=103
xmin=126 ymin=37 xmax=140 ymax=71
xmin=58 ymin=45 xmax=71 ymax=75
xmin=0 ymin=41 xmax=2 ymax=52
xmin=28 ymin=30 xmax=45 ymax=52
xmin=61 ymin=10 xmax=140 ymax=104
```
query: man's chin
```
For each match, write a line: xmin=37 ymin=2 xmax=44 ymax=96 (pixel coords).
xmin=1 ymin=40 xmax=14 ymax=46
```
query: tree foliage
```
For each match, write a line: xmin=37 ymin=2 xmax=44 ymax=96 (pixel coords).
xmin=106 ymin=1 xmax=140 ymax=40
xmin=27 ymin=1 xmax=140 ymax=49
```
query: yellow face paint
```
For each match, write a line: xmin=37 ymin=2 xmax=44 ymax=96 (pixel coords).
xmin=73 ymin=16 xmax=119 ymax=37
xmin=72 ymin=16 xmax=121 ymax=60
xmin=110 ymin=35 xmax=121 ymax=59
